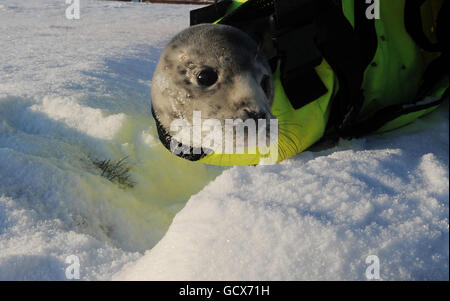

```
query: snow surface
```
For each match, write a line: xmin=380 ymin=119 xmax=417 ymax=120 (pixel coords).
xmin=1 ymin=0 xmax=448 ymax=281
xmin=116 ymin=105 xmax=449 ymax=281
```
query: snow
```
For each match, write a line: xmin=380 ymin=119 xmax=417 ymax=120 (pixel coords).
xmin=0 ymin=0 xmax=221 ymax=280
xmin=115 ymin=104 xmax=449 ymax=280
xmin=1 ymin=0 xmax=448 ymax=281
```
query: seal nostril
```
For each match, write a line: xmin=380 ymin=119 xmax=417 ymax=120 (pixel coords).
xmin=244 ymin=109 xmax=267 ymax=121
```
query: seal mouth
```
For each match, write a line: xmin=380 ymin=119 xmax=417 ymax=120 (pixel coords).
xmin=242 ymin=109 xmax=273 ymax=139
xmin=151 ymin=106 xmax=210 ymax=161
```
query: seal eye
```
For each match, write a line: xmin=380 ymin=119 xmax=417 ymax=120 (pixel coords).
xmin=197 ymin=68 xmax=218 ymax=87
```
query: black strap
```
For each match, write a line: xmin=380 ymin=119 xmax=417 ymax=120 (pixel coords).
xmin=414 ymin=0 xmax=449 ymax=101
xmin=354 ymin=0 xmax=378 ymax=72
xmin=190 ymin=0 xmax=232 ymax=26
xmin=404 ymin=0 xmax=440 ymax=52
xmin=316 ymin=0 xmax=377 ymax=133
xmin=436 ymin=0 xmax=449 ymax=53
xmin=272 ymin=1 xmax=328 ymax=109
xmin=344 ymin=91 xmax=447 ymax=138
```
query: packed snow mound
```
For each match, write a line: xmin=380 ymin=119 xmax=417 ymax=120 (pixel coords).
xmin=116 ymin=102 xmax=449 ymax=281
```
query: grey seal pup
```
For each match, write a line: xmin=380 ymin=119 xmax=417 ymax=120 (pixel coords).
xmin=151 ymin=24 xmax=275 ymax=160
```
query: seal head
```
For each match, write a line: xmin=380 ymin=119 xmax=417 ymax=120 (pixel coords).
xmin=151 ymin=24 xmax=275 ymax=160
